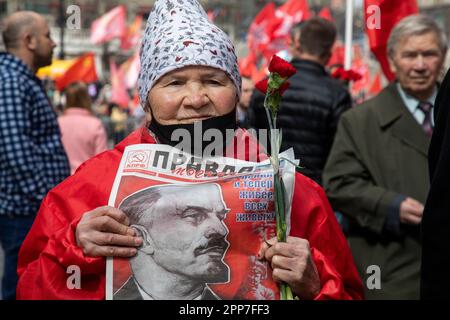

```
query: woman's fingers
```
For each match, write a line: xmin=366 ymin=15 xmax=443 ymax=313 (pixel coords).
xmin=76 ymin=206 xmax=140 ymax=258
xmin=270 ymin=254 xmax=297 ymax=271
xmin=90 ymin=231 xmax=142 ymax=247
xmin=271 ymin=267 xmax=296 ymax=284
xmin=87 ymin=206 xmax=131 ymax=226
xmin=262 ymin=238 xmax=310 ymax=262
xmin=86 ymin=245 xmax=138 ymax=258
xmin=92 ymin=215 xmax=135 ymax=236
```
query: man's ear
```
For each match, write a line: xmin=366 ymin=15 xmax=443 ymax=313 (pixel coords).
xmin=388 ymin=56 xmax=397 ymax=75
xmin=131 ymin=225 xmax=154 ymax=255
xmin=25 ymin=32 xmax=38 ymax=51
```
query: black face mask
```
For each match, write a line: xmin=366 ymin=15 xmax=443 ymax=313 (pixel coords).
xmin=148 ymin=109 xmax=237 ymax=157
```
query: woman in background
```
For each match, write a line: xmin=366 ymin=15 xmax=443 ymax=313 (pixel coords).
xmin=58 ymin=82 xmax=108 ymax=174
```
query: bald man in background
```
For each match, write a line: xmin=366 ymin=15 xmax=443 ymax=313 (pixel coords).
xmin=0 ymin=12 xmax=69 ymax=299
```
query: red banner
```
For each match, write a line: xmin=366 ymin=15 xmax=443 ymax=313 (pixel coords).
xmin=90 ymin=5 xmax=127 ymax=44
xmin=365 ymin=0 xmax=418 ymax=81
xmin=55 ymin=53 xmax=98 ymax=91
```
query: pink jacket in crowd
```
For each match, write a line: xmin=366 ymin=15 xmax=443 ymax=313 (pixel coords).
xmin=58 ymin=108 xmax=108 ymax=174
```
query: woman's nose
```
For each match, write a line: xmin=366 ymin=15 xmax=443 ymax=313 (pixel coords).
xmin=183 ymin=85 xmax=209 ymax=109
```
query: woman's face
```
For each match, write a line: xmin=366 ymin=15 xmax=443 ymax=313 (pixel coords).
xmin=147 ymin=66 xmax=238 ymax=125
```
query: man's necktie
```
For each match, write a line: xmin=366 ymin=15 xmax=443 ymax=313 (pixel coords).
xmin=418 ymin=102 xmax=433 ymax=138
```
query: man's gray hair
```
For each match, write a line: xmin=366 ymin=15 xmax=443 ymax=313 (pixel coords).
xmin=119 ymin=183 xmax=220 ymax=227
xmin=119 ymin=186 xmax=163 ymax=227
xmin=387 ymin=14 xmax=448 ymax=58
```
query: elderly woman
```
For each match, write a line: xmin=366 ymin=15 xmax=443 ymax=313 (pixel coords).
xmin=17 ymin=0 xmax=362 ymax=300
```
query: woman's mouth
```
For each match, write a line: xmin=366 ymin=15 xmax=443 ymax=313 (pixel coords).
xmin=181 ymin=115 xmax=213 ymax=122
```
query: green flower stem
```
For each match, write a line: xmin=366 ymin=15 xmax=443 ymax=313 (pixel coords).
xmin=263 ymin=73 xmax=296 ymax=300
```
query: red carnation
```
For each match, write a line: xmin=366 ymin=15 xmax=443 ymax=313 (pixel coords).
xmin=255 ymin=79 xmax=268 ymax=94
xmin=332 ymin=67 xmax=362 ymax=82
xmin=347 ymin=70 xmax=363 ymax=81
xmin=255 ymin=79 xmax=290 ymax=95
xmin=268 ymin=55 xmax=296 ymax=78
xmin=279 ymin=81 xmax=290 ymax=95
xmin=331 ymin=67 xmax=345 ymax=79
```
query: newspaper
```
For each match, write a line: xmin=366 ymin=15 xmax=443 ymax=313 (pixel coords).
xmin=106 ymin=143 xmax=297 ymax=300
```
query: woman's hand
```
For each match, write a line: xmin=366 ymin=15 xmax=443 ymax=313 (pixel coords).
xmin=75 ymin=206 xmax=143 ymax=258
xmin=259 ymin=236 xmax=321 ymax=300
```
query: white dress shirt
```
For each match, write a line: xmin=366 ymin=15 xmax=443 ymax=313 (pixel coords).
xmin=396 ymin=82 xmax=437 ymax=127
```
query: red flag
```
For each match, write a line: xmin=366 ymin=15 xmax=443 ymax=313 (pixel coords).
xmin=238 ymin=52 xmax=258 ymax=79
xmin=369 ymin=72 xmax=383 ymax=96
xmin=271 ymin=0 xmax=311 ymax=38
xmin=121 ymin=15 xmax=143 ymax=50
xmin=119 ymin=52 xmax=141 ymax=89
xmin=110 ymin=60 xmax=130 ymax=109
xmin=260 ymin=0 xmax=310 ymax=60
xmin=130 ymin=89 xmax=140 ymax=112
xmin=207 ymin=10 xmax=215 ymax=23
xmin=350 ymin=58 xmax=370 ymax=96
xmin=327 ymin=42 xmax=345 ymax=67
xmin=247 ymin=3 xmax=277 ymax=55
xmin=253 ymin=66 xmax=269 ymax=84
xmin=90 ymin=5 xmax=127 ymax=44
xmin=365 ymin=0 xmax=418 ymax=81
xmin=318 ymin=7 xmax=334 ymax=21
xmin=55 ymin=53 xmax=98 ymax=91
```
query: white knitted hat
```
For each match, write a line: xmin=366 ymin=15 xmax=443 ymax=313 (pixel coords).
xmin=138 ymin=0 xmax=242 ymax=107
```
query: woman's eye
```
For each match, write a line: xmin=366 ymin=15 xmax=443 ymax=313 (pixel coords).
xmin=206 ymin=79 xmax=221 ymax=85
xmin=167 ymin=80 xmax=183 ymax=86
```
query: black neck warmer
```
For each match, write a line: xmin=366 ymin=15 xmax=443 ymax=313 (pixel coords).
xmin=148 ymin=109 xmax=237 ymax=157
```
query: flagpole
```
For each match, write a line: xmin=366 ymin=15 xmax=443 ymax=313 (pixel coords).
xmin=58 ymin=0 xmax=65 ymax=59
xmin=344 ymin=0 xmax=354 ymax=70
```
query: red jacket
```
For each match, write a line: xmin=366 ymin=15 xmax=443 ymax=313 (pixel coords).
xmin=17 ymin=128 xmax=364 ymax=299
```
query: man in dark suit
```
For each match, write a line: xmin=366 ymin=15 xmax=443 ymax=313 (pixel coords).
xmin=323 ymin=15 xmax=447 ymax=299
xmin=421 ymin=68 xmax=450 ymax=300
xmin=114 ymin=183 xmax=230 ymax=300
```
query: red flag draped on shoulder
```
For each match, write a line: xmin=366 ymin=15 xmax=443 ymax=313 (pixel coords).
xmin=90 ymin=5 xmax=127 ymax=44
xmin=365 ymin=0 xmax=418 ymax=81
xmin=55 ymin=53 xmax=98 ymax=91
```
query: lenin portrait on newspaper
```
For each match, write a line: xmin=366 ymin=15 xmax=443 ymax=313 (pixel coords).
xmin=107 ymin=144 xmax=296 ymax=300
xmin=114 ymin=183 xmax=230 ymax=300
